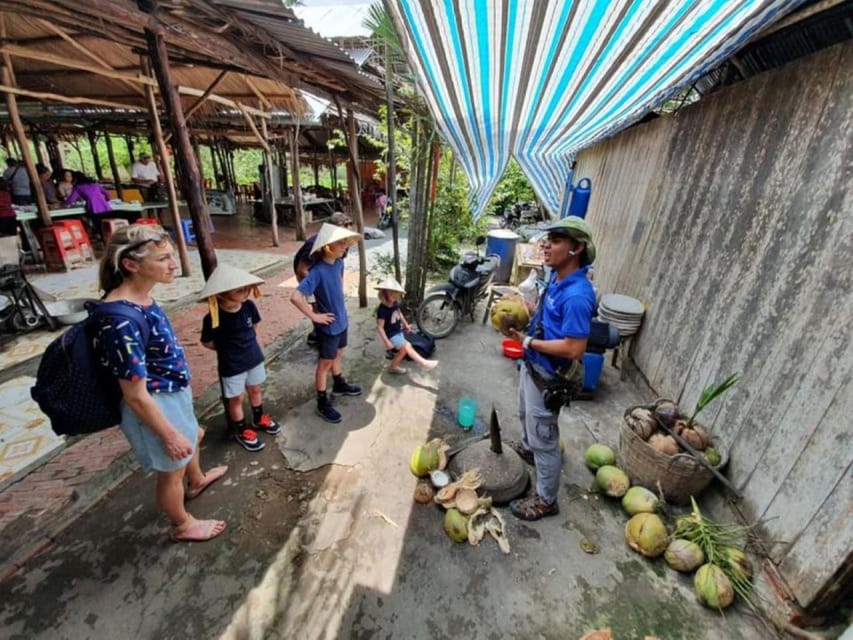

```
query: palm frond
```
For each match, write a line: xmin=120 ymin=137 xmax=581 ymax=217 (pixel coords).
xmin=687 ymin=373 xmax=740 ymax=427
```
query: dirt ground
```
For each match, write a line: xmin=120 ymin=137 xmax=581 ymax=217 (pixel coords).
xmin=0 ymin=288 xmax=779 ymax=640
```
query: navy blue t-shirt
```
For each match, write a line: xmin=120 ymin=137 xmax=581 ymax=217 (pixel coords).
xmin=201 ymin=299 xmax=264 ymax=377
xmin=296 ymin=259 xmax=347 ymax=335
xmin=376 ymin=302 xmax=403 ymax=339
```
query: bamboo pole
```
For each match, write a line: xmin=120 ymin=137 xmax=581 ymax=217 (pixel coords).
xmin=125 ymin=135 xmax=135 ymax=164
xmin=1 ymin=54 xmax=50 ymax=226
xmin=259 ymin=115 xmax=279 ymax=247
xmin=141 ymin=55 xmax=190 ymax=276
xmin=345 ymin=108 xmax=367 ymax=307
xmin=87 ymin=130 xmax=103 ymax=180
xmin=289 ymin=128 xmax=306 ymax=241
xmin=384 ymin=44 xmax=402 ymax=282
xmin=103 ymin=132 xmax=124 ymax=200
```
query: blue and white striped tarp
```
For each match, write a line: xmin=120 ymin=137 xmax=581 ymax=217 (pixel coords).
xmin=388 ymin=0 xmax=804 ymax=217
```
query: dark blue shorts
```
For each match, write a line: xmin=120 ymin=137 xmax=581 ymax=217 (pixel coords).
xmin=316 ymin=328 xmax=348 ymax=360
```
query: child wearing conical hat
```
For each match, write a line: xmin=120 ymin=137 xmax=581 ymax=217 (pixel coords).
xmin=200 ymin=264 xmax=280 ymax=451
xmin=375 ymin=277 xmax=438 ymax=374
xmin=291 ymin=222 xmax=362 ymax=424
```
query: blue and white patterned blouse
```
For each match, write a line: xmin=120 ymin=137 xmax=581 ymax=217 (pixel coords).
xmin=94 ymin=300 xmax=191 ymax=393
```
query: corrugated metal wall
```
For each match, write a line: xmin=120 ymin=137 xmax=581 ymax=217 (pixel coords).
xmin=575 ymin=41 xmax=852 ymax=608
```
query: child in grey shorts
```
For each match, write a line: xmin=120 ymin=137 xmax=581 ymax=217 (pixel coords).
xmin=200 ymin=264 xmax=280 ymax=452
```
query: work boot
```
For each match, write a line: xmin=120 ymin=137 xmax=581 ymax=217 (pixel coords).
xmin=332 ymin=376 xmax=362 ymax=396
xmin=316 ymin=398 xmax=342 ymax=424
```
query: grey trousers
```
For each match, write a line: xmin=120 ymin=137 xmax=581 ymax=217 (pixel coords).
xmin=518 ymin=364 xmax=561 ymax=504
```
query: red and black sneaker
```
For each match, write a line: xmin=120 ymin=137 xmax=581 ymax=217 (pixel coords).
xmin=252 ymin=414 xmax=281 ymax=436
xmin=234 ymin=428 xmax=265 ymax=452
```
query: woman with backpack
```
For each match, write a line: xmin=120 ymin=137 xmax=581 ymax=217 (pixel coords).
xmin=93 ymin=223 xmax=227 ymax=542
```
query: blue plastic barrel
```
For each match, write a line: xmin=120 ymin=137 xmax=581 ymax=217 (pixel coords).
xmin=486 ymin=229 xmax=519 ymax=283
xmin=583 ymin=352 xmax=605 ymax=391
xmin=568 ymin=178 xmax=592 ymax=219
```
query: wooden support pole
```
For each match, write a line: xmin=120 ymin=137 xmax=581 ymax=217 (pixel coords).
xmin=140 ymin=55 xmax=191 ymax=276
xmin=1 ymin=54 xmax=50 ymax=226
xmin=259 ymin=115 xmax=279 ymax=247
xmin=384 ymin=45 xmax=402 ymax=283
xmin=87 ymin=130 xmax=103 ymax=180
xmin=289 ymin=128 xmax=306 ymax=241
xmin=345 ymin=107 xmax=367 ymax=307
xmin=104 ymin=132 xmax=123 ymax=200
xmin=125 ymin=135 xmax=135 ymax=164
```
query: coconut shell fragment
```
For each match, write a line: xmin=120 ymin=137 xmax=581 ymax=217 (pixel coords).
xmin=455 ymin=488 xmax=479 ymax=515
xmin=413 ymin=481 xmax=435 ymax=504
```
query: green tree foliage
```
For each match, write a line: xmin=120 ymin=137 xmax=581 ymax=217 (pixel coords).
xmin=486 ymin=159 xmax=536 ymax=215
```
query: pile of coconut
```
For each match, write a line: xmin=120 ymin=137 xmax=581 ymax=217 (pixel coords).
xmin=624 ymin=401 xmax=721 ymax=466
xmin=409 ymin=439 xmax=510 ymax=554
xmin=585 ymin=443 xmax=755 ymax=611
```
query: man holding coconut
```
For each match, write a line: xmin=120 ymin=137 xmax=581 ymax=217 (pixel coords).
xmin=505 ymin=216 xmax=596 ymax=520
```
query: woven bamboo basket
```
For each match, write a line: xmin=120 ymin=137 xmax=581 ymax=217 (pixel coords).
xmin=618 ymin=404 xmax=728 ymax=505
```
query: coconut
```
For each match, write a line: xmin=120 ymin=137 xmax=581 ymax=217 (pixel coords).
xmin=585 ymin=444 xmax=616 ymax=471
xmin=626 ymin=407 xmax=656 ymax=440
xmin=622 ymin=486 xmax=660 ymax=515
xmin=721 ymin=546 xmax=754 ymax=582
xmin=413 ymin=481 xmax=434 ymax=504
xmin=444 ymin=508 xmax=469 ymax=543
xmin=648 ymin=432 xmax=680 ymax=456
xmin=673 ymin=419 xmax=708 ymax=451
xmin=595 ymin=465 xmax=630 ymax=498
xmin=664 ymin=539 xmax=705 ymax=572
xmin=653 ymin=400 xmax=681 ymax=428
xmin=625 ymin=513 xmax=669 ymax=557
xmin=703 ymin=446 xmax=722 ymax=467
xmin=409 ymin=442 xmax=440 ymax=477
xmin=490 ymin=298 xmax=530 ymax=334
xmin=455 ymin=488 xmax=479 ymax=515
xmin=695 ymin=563 xmax=735 ymax=609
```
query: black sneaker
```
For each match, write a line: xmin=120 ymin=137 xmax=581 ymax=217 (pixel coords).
xmin=316 ymin=402 xmax=342 ymax=424
xmin=252 ymin=414 xmax=281 ymax=435
xmin=234 ymin=428 xmax=265 ymax=452
xmin=332 ymin=380 xmax=362 ymax=396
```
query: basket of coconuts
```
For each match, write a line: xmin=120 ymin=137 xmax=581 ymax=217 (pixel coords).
xmin=619 ymin=399 xmax=728 ymax=505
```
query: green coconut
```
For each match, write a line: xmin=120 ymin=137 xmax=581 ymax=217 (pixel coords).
xmin=585 ymin=444 xmax=616 ymax=471
xmin=721 ymin=546 xmax=754 ymax=583
xmin=409 ymin=442 xmax=440 ymax=477
xmin=664 ymin=539 xmax=705 ymax=572
xmin=621 ymin=486 xmax=660 ymax=515
xmin=695 ymin=563 xmax=735 ymax=609
xmin=444 ymin=508 xmax=469 ymax=543
xmin=703 ymin=446 xmax=722 ymax=467
xmin=595 ymin=465 xmax=630 ymax=498
xmin=625 ymin=513 xmax=669 ymax=558
xmin=490 ymin=298 xmax=530 ymax=334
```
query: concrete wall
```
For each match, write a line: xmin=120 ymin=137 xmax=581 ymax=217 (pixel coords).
xmin=575 ymin=41 xmax=852 ymax=609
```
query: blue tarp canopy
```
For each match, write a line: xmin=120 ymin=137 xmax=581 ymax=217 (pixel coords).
xmin=387 ymin=0 xmax=803 ymax=216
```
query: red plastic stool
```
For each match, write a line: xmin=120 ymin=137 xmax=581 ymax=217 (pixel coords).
xmin=54 ymin=220 xmax=94 ymax=262
xmin=100 ymin=218 xmax=129 ymax=247
xmin=136 ymin=218 xmax=159 ymax=226
xmin=38 ymin=226 xmax=83 ymax=271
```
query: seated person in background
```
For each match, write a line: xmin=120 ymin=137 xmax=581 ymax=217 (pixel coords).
xmin=3 ymin=158 xmax=32 ymax=205
xmin=131 ymin=152 xmax=162 ymax=201
xmin=0 ymin=178 xmax=16 ymax=237
xmin=36 ymin=164 xmax=60 ymax=209
xmin=64 ymin=172 xmax=112 ymax=218
xmin=56 ymin=169 xmax=75 ymax=199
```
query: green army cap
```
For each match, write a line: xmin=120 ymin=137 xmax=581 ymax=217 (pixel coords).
xmin=543 ymin=216 xmax=596 ymax=264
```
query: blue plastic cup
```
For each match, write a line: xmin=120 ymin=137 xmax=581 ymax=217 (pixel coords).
xmin=458 ymin=397 xmax=476 ymax=429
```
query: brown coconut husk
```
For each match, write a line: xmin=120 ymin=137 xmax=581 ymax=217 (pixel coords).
xmin=413 ymin=481 xmax=434 ymax=504
xmin=455 ymin=488 xmax=479 ymax=515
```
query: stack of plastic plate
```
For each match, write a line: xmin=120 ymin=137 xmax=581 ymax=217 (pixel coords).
xmin=597 ymin=293 xmax=645 ymax=337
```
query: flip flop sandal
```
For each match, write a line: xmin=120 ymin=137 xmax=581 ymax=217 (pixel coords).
xmin=169 ymin=519 xmax=226 ymax=543
xmin=234 ymin=429 xmax=265 ymax=452
xmin=185 ymin=465 xmax=228 ymax=501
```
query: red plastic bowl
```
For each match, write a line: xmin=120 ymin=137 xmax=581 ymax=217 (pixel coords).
xmin=502 ymin=339 xmax=524 ymax=359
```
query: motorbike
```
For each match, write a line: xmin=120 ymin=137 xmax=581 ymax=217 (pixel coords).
xmin=416 ymin=237 xmax=500 ymax=339
xmin=499 ymin=202 xmax=545 ymax=230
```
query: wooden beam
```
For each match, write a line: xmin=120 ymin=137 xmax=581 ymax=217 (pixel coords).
xmin=182 ymin=70 xmax=229 ymax=121
xmin=259 ymin=115 xmax=279 ymax=247
xmin=243 ymin=76 xmax=273 ymax=110
xmin=0 ymin=44 xmax=157 ymax=86
xmin=0 ymin=84 xmax=143 ymax=111
xmin=35 ymin=19 xmax=146 ymax=97
xmin=178 ymin=86 xmax=269 ymax=119
xmin=141 ymin=55 xmax=190 ymax=276
xmin=239 ymin=107 xmax=271 ymax=155
xmin=144 ymin=26 xmax=217 ymax=278
xmin=346 ymin=107 xmax=367 ymax=307
xmin=289 ymin=127 xmax=306 ymax=241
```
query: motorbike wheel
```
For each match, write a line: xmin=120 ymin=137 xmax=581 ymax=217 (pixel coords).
xmin=416 ymin=293 xmax=461 ymax=339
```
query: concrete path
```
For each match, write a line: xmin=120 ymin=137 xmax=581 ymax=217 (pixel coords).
xmin=0 ymin=299 xmax=773 ymax=640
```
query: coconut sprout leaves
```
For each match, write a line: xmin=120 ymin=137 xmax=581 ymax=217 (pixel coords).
xmin=686 ymin=372 xmax=740 ymax=428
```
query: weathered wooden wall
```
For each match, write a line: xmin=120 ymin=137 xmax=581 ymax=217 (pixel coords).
xmin=575 ymin=41 xmax=853 ymax=608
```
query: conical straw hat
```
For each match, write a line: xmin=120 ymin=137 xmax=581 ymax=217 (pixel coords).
xmin=310 ymin=222 xmax=360 ymax=255
xmin=374 ymin=276 xmax=404 ymax=293
xmin=198 ymin=263 xmax=265 ymax=300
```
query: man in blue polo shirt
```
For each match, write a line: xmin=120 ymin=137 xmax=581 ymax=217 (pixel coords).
xmin=505 ymin=216 xmax=596 ymax=520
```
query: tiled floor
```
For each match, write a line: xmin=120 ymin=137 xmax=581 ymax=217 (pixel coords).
xmin=0 ymin=376 xmax=64 ymax=490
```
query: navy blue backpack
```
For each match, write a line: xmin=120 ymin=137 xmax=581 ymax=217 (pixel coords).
xmin=31 ymin=302 xmax=150 ymax=436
